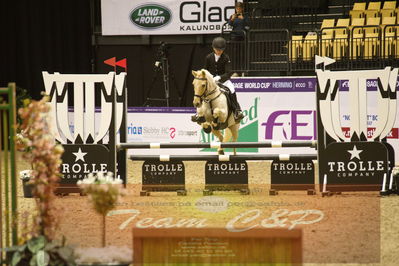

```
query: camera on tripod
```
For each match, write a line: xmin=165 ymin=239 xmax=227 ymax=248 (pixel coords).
xmin=155 ymin=42 xmax=170 ymax=68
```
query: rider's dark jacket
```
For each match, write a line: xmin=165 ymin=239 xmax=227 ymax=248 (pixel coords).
xmin=204 ymin=52 xmax=233 ymax=83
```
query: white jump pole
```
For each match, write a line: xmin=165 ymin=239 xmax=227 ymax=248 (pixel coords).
xmin=322 ymin=174 xmax=327 ymax=193
xmin=389 ymin=172 xmax=394 ymax=191
xmin=381 ymin=173 xmax=387 ymax=192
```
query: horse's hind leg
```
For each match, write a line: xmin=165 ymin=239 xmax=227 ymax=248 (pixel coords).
xmin=212 ymin=129 xmax=225 ymax=155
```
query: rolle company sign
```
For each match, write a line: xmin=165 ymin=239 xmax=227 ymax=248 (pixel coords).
xmin=315 ymin=56 xmax=397 ymax=191
xmin=142 ymin=160 xmax=185 ymax=191
xmin=42 ymin=72 xmax=127 ymax=191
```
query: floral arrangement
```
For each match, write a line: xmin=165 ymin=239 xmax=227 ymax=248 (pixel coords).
xmin=77 ymin=172 xmax=125 ymax=217
xmin=17 ymin=95 xmax=64 ymax=240
xmin=77 ymin=172 xmax=126 ymax=247
xmin=76 ymin=172 xmax=131 ymax=265
xmin=8 ymin=96 xmax=75 ymax=265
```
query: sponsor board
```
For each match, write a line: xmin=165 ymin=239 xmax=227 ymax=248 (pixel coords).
xmin=101 ymin=0 xmax=235 ymax=35
xmin=64 ymin=76 xmax=399 ymax=156
xmin=61 ymin=145 xmax=109 ymax=182
xmin=142 ymin=160 xmax=185 ymax=191
xmin=271 ymin=158 xmax=315 ymax=190
xmin=322 ymin=142 xmax=388 ymax=191
xmin=205 ymin=160 xmax=248 ymax=191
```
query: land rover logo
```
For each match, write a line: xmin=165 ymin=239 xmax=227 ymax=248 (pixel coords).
xmin=130 ymin=4 xmax=171 ymax=29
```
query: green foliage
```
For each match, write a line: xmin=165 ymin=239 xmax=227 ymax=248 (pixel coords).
xmin=2 ymin=236 xmax=76 ymax=266
xmin=15 ymin=86 xmax=32 ymax=125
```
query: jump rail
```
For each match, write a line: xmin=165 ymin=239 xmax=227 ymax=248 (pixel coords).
xmin=119 ymin=140 xmax=317 ymax=150
xmin=129 ymin=154 xmax=318 ymax=162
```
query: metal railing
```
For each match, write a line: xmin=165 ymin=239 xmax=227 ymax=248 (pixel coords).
xmin=222 ymin=27 xmax=249 ymax=74
xmin=0 ymin=83 xmax=18 ymax=262
xmin=229 ymin=24 xmax=399 ymax=74
xmin=248 ymin=29 xmax=290 ymax=73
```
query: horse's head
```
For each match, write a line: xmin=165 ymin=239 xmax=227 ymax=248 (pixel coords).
xmin=192 ymin=69 xmax=216 ymax=108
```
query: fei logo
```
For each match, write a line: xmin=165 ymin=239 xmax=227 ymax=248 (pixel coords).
xmin=261 ymin=110 xmax=316 ymax=140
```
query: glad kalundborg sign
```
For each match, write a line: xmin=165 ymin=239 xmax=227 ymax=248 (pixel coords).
xmin=101 ymin=0 xmax=235 ymax=35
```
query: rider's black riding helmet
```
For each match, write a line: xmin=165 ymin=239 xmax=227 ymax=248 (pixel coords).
xmin=212 ymin=37 xmax=226 ymax=51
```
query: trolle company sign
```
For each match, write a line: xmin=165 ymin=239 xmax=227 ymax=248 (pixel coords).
xmin=101 ymin=0 xmax=235 ymax=35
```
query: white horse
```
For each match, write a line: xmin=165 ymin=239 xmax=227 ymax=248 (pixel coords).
xmin=192 ymin=69 xmax=240 ymax=155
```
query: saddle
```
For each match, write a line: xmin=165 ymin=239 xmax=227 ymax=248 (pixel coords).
xmin=216 ymin=82 xmax=234 ymax=115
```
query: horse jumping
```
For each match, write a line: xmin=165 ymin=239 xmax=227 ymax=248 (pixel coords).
xmin=192 ymin=69 xmax=240 ymax=155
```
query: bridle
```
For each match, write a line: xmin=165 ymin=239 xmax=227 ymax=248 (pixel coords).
xmin=193 ymin=76 xmax=221 ymax=103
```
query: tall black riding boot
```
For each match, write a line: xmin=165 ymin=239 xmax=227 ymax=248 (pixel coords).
xmin=230 ymin=93 xmax=244 ymax=122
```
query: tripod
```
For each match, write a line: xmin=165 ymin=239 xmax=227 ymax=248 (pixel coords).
xmin=143 ymin=52 xmax=181 ymax=107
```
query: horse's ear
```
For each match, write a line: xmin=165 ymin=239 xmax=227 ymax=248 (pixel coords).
xmin=201 ymin=69 xmax=206 ymax=77
xmin=192 ymin=70 xmax=197 ymax=77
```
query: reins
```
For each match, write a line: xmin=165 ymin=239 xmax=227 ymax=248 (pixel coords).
xmin=193 ymin=76 xmax=222 ymax=104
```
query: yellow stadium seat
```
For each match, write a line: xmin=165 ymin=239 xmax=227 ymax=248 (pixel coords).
xmin=353 ymin=2 xmax=367 ymax=10
xmin=333 ymin=19 xmax=350 ymax=60
xmin=380 ymin=1 xmax=396 ymax=18
xmin=320 ymin=19 xmax=335 ymax=57
xmin=382 ymin=1 xmax=396 ymax=9
xmin=364 ymin=2 xmax=381 ymax=19
xmin=380 ymin=9 xmax=395 ymax=18
xmin=303 ymin=33 xmax=318 ymax=61
xmin=290 ymin=35 xmax=303 ymax=61
xmin=364 ymin=17 xmax=381 ymax=59
xmin=350 ymin=18 xmax=365 ymax=59
xmin=350 ymin=2 xmax=367 ymax=19
xmin=381 ymin=16 xmax=399 ymax=58
xmin=365 ymin=9 xmax=380 ymax=18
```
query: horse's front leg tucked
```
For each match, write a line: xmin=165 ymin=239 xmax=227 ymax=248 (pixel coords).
xmin=201 ymin=122 xmax=212 ymax=134
xmin=211 ymin=107 xmax=227 ymax=129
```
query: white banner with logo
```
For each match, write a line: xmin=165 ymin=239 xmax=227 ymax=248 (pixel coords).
xmin=101 ymin=0 xmax=235 ymax=35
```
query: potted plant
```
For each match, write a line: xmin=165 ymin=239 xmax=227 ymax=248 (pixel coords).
xmin=3 ymin=95 xmax=76 ymax=265
xmin=75 ymin=172 xmax=132 ymax=266
xmin=19 ymin=169 xmax=34 ymax=198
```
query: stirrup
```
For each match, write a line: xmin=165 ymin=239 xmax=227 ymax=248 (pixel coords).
xmin=234 ymin=111 xmax=244 ymax=122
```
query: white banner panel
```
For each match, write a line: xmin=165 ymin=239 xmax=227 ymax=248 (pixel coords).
xmin=101 ymin=0 xmax=235 ymax=35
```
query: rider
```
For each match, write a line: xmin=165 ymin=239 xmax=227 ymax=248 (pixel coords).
xmin=192 ymin=36 xmax=244 ymax=123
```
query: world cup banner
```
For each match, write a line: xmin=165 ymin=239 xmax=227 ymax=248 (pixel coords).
xmin=101 ymin=0 xmax=235 ymax=35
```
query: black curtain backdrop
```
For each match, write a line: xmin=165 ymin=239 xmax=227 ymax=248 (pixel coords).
xmin=0 ymin=0 xmax=92 ymax=100
xmin=0 ymin=0 xmax=216 ymax=107
xmin=96 ymin=44 xmax=213 ymax=107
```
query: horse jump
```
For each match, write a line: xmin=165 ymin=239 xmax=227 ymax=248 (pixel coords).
xmin=118 ymin=140 xmax=317 ymax=150
xmin=129 ymin=154 xmax=317 ymax=162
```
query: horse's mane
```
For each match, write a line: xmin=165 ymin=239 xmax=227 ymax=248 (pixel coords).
xmin=199 ymin=69 xmax=217 ymax=89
